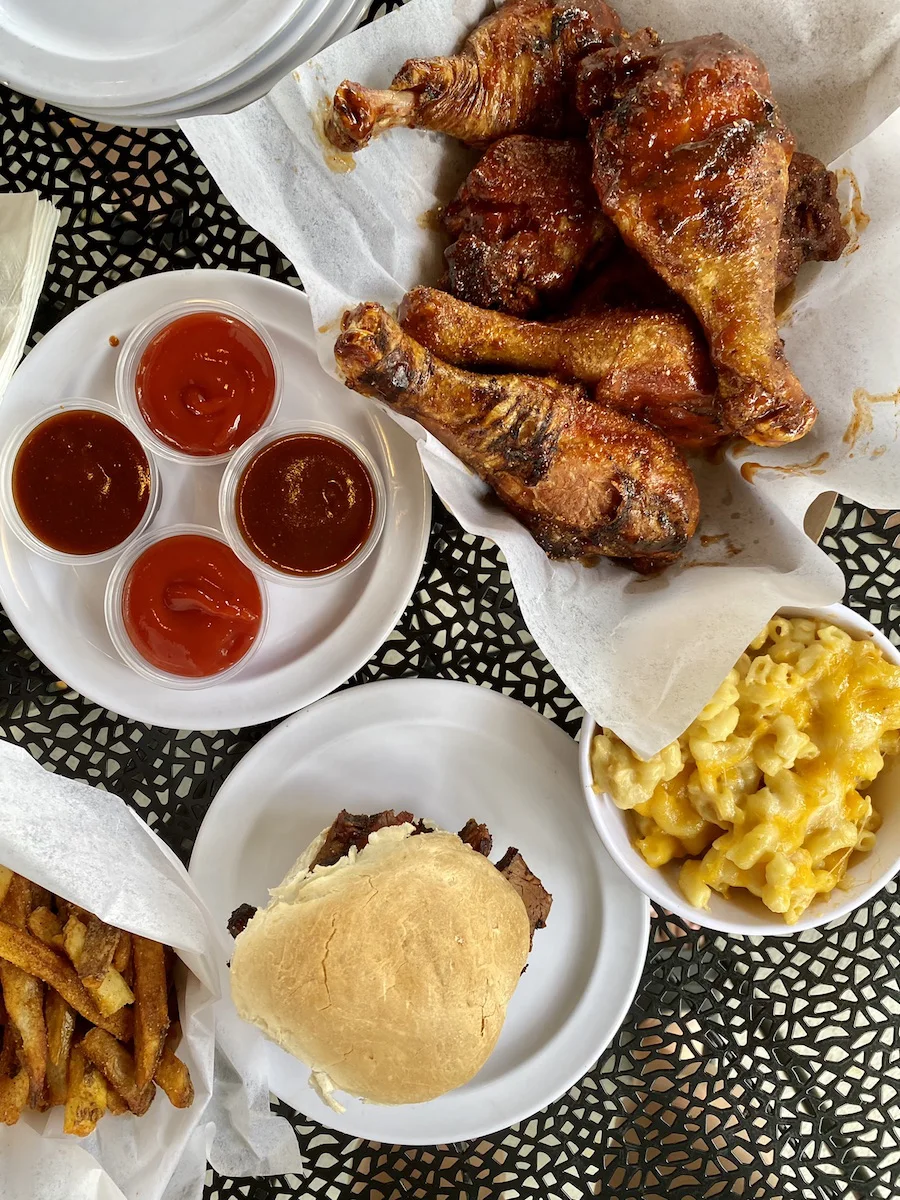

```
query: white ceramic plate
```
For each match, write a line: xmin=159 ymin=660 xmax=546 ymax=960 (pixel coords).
xmin=189 ymin=679 xmax=649 ymax=1144
xmin=0 ymin=270 xmax=430 ymax=729
xmin=0 ymin=0 xmax=308 ymax=109
xmin=69 ymin=0 xmax=371 ymax=128
xmin=580 ymin=603 xmax=900 ymax=936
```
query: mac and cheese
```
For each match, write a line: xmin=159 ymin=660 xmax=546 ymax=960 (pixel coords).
xmin=591 ymin=617 xmax=900 ymax=923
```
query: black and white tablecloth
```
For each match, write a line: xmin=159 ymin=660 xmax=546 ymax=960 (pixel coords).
xmin=1 ymin=77 xmax=899 ymax=1200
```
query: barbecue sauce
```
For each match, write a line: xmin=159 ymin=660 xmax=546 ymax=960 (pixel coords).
xmin=12 ymin=409 xmax=151 ymax=555
xmin=235 ymin=433 xmax=376 ymax=577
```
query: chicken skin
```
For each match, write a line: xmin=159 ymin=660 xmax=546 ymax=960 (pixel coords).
xmin=442 ymin=132 xmax=846 ymax=321
xmin=335 ymin=302 xmax=700 ymax=569
xmin=399 ymin=286 xmax=724 ymax=447
xmin=326 ymin=0 xmax=624 ymax=151
xmin=441 ymin=136 xmax=616 ymax=316
xmin=577 ymin=35 xmax=818 ymax=446
xmin=778 ymin=151 xmax=849 ymax=291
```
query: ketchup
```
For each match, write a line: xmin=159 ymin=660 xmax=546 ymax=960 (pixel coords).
xmin=235 ymin=434 xmax=376 ymax=577
xmin=135 ymin=311 xmax=277 ymax=456
xmin=12 ymin=409 xmax=151 ymax=556
xmin=122 ymin=534 xmax=263 ymax=678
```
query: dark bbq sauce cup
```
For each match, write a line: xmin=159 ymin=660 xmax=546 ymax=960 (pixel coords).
xmin=218 ymin=423 xmax=387 ymax=586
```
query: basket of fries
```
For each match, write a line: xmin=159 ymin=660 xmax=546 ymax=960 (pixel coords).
xmin=0 ymin=739 xmax=301 ymax=1200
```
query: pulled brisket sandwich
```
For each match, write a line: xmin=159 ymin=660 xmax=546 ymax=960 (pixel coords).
xmin=228 ymin=809 xmax=551 ymax=1109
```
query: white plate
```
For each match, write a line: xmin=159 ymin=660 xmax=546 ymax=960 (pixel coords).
xmin=0 ymin=270 xmax=430 ymax=729
xmin=189 ymin=679 xmax=649 ymax=1144
xmin=69 ymin=0 xmax=371 ymax=127
xmin=0 ymin=0 xmax=309 ymax=109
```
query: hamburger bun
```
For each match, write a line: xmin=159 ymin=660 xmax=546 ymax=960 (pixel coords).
xmin=230 ymin=823 xmax=531 ymax=1106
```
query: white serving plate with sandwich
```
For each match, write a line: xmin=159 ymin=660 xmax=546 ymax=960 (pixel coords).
xmin=190 ymin=678 xmax=649 ymax=1144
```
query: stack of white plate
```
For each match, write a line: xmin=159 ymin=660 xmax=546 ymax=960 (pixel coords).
xmin=0 ymin=0 xmax=370 ymax=128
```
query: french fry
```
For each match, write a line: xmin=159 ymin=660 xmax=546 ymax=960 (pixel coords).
xmin=79 ymin=915 xmax=121 ymax=986
xmin=64 ymin=916 xmax=134 ymax=1015
xmin=0 ymin=874 xmax=34 ymax=929
xmin=92 ymin=970 xmax=135 ymax=1018
xmin=0 ymin=920 xmax=129 ymax=1039
xmin=132 ymin=936 xmax=169 ymax=1089
xmin=153 ymin=1022 xmax=194 ymax=1109
xmin=63 ymin=915 xmax=86 ymax=968
xmin=0 ymin=959 xmax=47 ymax=1107
xmin=28 ymin=907 xmax=64 ymax=951
xmin=0 ymin=1021 xmax=20 ymax=1078
xmin=81 ymin=1029 xmax=154 ymax=1116
xmin=0 ymin=880 xmax=192 ymax=1131
xmin=112 ymin=931 xmax=132 ymax=977
xmin=63 ymin=1044 xmax=107 ymax=1136
xmin=0 ymin=1071 xmax=28 ymax=1125
xmin=45 ymin=991 xmax=75 ymax=1107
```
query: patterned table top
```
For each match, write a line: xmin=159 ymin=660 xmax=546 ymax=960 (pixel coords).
xmin=1 ymin=81 xmax=899 ymax=1200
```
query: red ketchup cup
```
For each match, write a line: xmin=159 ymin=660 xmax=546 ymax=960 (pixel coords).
xmin=104 ymin=524 xmax=268 ymax=687
xmin=115 ymin=300 xmax=282 ymax=465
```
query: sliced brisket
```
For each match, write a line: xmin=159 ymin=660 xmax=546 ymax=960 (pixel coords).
xmin=311 ymin=808 xmax=416 ymax=868
xmin=227 ymin=903 xmax=258 ymax=939
xmin=457 ymin=818 xmax=493 ymax=857
xmin=495 ymin=847 xmax=553 ymax=942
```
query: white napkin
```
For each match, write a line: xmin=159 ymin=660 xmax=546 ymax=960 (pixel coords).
xmin=0 ymin=739 xmax=304 ymax=1200
xmin=0 ymin=192 xmax=59 ymax=399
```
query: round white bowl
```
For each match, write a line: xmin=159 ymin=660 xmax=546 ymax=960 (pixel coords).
xmin=580 ymin=603 xmax=900 ymax=936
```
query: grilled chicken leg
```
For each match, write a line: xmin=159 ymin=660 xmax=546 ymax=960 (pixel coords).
xmin=577 ymin=34 xmax=818 ymax=446
xmin=399 ymin=287 xmax=723 ymax=447
xmin=326 ymin=0 xmax=625 ymax=151
xmin=335 ymin=302 xmax=700 ymax=568
xmin=441 ymin=136 xmax=616 ymax=316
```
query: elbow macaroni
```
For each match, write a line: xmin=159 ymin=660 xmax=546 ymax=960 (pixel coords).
xmin=591 ymin=617 xmax=900 ymax=924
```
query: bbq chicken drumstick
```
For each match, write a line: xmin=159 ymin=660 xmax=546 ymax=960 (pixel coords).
xmin=399 ymin=287 xmax=724 ymax=447
xmin=441 ymin=136 xmax=616 ymax=316
xmin=577 ymin=34 xmax=818 ymax=446
xmin=326 ymin=0 xmax=625 ymax=151
xmin=335 ymin=303 xmax=700 ymax=569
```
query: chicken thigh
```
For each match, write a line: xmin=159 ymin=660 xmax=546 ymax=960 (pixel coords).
xmin=441 ymin=136 xmax=616 ymax=316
